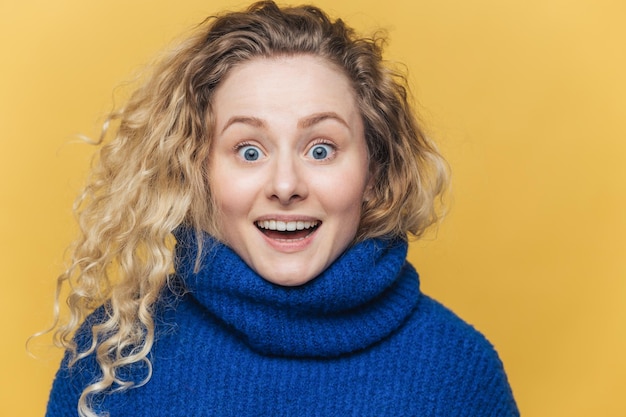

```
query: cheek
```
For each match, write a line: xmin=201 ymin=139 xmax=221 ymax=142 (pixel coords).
xmin=208 ymin=173 xmax=256 ymax=244
xmin=317 ymin=173 xmax=367 ymax=217
xmin=209 ymin=165 xmax=258 ymax=215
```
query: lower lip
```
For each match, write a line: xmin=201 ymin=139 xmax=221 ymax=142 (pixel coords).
xmin=258 ymin=226 xmax=319 ymax=253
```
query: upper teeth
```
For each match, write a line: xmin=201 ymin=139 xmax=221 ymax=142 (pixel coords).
xmin=257 ymin=220 xmax=319 ymax=231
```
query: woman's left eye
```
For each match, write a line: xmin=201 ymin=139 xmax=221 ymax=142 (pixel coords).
xmin=307 ymin=143 xmax=334 ymax=160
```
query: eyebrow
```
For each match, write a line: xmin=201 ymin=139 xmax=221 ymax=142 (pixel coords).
xmin=220 ymin=116 xmax=266 ymax=134
xmin=220 ymin=112 xmax=349 ymax=134
xmin=298 ymin=112 xmax=349 ymax=129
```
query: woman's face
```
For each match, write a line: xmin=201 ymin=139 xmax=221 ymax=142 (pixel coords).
xmin=208 ymin=55 xmax=370 ymax=286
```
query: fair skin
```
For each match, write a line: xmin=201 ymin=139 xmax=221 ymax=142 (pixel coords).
xmin=208 ymin=55 xmax=370 ymax=286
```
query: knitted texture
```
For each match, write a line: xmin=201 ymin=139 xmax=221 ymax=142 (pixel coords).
xmin=47 ymin=229 xmax=519 ymax=416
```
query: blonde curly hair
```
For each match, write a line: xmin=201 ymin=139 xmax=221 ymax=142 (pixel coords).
xmin=45 ymin=1 xmax=448 ymax=415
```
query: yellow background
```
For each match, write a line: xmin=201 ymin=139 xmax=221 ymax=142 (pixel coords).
xmin=1 ymin=0 xmax=624 ymax=415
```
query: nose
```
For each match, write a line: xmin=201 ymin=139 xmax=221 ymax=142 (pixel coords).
xmin=265 ymin=152 xmax=308 ymax=205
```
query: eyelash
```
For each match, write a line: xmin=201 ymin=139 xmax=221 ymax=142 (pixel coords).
xmin=233 ymin=141 xmax=253 ymax=152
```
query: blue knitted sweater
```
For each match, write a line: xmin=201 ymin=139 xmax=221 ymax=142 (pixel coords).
xmin=46 ymin=231 xmax=519 ymax=416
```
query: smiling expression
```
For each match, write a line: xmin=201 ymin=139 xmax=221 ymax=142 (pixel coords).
xmin=208 ymin=55 xmax=370 ymax=286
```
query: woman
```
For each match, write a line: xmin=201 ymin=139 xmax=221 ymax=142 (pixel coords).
xmin=45 ymin=2 xmax=518 ymax=416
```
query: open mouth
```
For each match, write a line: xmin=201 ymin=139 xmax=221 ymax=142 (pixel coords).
xmin=256 ymin=220 xmax=320 ymax=240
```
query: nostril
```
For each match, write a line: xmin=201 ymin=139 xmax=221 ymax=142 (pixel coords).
xmin=266 ymin=162 xmax=308 ymax=203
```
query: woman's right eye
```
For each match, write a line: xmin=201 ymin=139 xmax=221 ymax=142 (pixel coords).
xmin=237 ymin=144 xmax=264 ymax=161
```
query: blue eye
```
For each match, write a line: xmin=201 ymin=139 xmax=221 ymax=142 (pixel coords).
xmin=238 ymin=145 xmax=263 ymax=161
xmin=308 ymin=143 xmax=333 ymax=160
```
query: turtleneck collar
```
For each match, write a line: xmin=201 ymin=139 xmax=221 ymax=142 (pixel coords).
xmin=173 ymin=227 xmax=420 ymax=358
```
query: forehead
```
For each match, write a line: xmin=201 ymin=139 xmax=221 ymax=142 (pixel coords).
xmin=211 ymin=55 xmax=359 ymax=124
xmin=219 ymin=54 xmax=351 ymax=88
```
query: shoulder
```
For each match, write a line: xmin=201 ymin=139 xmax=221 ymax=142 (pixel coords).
xmin=414 ymin=293 xmax=495 ymax=350
xmin=46 ymin=307 xmax=106 ymax=416
xmin=399 ymin=292 xmax=519 ymax=416
xmin=396 ymin=264 xmax=504 ymax=364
